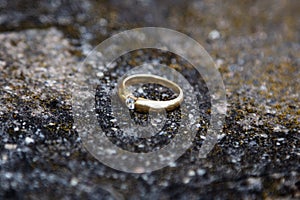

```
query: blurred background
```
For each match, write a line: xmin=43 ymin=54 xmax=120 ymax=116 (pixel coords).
xmin=1 ymin=0 xmax=299 ymax=45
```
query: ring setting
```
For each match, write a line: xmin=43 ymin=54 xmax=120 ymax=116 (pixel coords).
xmin=118 ymin=74 xmax=184 ymax=112
xmin=125 ymin=95 xmax=137 ymax=110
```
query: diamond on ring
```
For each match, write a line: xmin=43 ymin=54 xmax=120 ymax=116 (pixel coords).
xmin=125 ymin=96 xmax=136 ymax=110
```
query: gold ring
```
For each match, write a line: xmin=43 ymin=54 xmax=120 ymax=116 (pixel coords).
xmin=118 ymin=74 xmax=184 ymax=112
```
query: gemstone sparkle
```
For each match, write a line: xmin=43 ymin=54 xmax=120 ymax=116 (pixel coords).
xmin=125 ymin=96 xmax=135 ymax=110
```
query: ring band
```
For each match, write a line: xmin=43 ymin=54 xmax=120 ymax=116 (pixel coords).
xmin=118 ymin=74 xmax=184 ymax=112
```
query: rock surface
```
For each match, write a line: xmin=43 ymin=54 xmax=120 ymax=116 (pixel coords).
xmin=0 ymin=0 xmax=299 ymax=199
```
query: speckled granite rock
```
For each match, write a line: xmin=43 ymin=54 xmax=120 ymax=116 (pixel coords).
xmin=0 ymin=0 xmax=299 ymax=199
